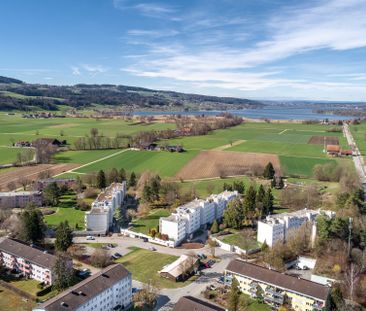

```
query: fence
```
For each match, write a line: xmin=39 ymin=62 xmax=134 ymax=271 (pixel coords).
xmin=120 ymin=229 xmax=176 ymax=248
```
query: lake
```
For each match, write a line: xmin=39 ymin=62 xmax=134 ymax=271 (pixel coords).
xmin=133 ymin=107 xmax=353 ymax=121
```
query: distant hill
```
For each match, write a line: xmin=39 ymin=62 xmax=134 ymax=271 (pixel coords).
xmin=0 ymin=76 xmax=262 ymax=112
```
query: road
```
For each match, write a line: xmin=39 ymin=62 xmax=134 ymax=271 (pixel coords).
xmin=72 ymin=235 xmax=236 ymax=310
xmin=343 ymin=123 xmax=366 ymax=188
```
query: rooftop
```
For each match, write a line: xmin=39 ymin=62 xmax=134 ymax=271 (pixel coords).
xmin=35 ymin=264 xmax=131 ymax=311
xmin=160 ymin=255 xmax=198 ymax=278
xmin=95 ymin=182 xmax=125 ymax=202
xmin=0 ymin=238 xmax=57 ymax=269
xmin=0 ymin=191 xmax=41 ymax=197
xmin=173 ymin=296 xmax=225 ymax=311
xmin=226 ymin=259 xmax=330 ymax=301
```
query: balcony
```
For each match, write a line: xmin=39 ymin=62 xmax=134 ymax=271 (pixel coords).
xmin=313 ymin=302 xmax=324 ymax=310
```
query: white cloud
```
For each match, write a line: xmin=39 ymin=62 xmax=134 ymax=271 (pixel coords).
xmin=113 ymin=0 xmax=177 ymax=18
xmin=71 ymin=66 xmax=81 ymax=76
xmin=82 ymin=64 xmax=107 ymax=76
xmin=124 ymin=0 xmax=366 ymax=99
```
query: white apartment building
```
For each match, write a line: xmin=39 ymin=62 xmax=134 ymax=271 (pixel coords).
xmin=85 ymin=182 xmax=126 ymax=233
xmin=0 ymin=238 xmax=66 ymax=285
xmin=160 ymin=191 xmax=238 ymax=245
xmin=0 ymin=191 xmax=43 ymax=208
xmin=257 ymin=209 xmax=335 ymax=247
xmin=33 ymin=264 xmax=132 ymax=311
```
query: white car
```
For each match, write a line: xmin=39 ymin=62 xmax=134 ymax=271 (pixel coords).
xmin=86 ymin=235 xmax=95 ymax=240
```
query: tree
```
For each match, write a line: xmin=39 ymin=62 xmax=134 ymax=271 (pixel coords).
xmin=18 ymin=177 xmax=31 ymax=191
xmin=133 ymin=280 xmax=159 ymax=309
xmin=263 ymin=188 xmax=274 ymax=215
xmin=129 ymin=171 xmax=137 ymax=188
xmin=90 ymin=248 xmax=110 ymax=268
xmin=263 ymin=162 xmax=275 ymax=179
xmin=233 ymin=181 xmax=245 ymax=194
xmin=53 ymin=253 xmax=74 ymax=292
xmin=108 ymin=168 xmax=119 ymax=185
xmin=19 ymin=206 xmax=45 ymax=244
xmin=55 ymin=221 xmax=73 ymax=252
xmin=228 ymin=277 xmax=240 ymax=311
xmin=43 ymin=182 xmax=61 ymax=206
xmin=210 ymin=220 xmax=219 ymax=234
xmin=119 ymin=168 xmax=126 ymax=182
xmin=243 ymin=185 xmax=256 ymax=214
xmin=223 ymin=198 xmax=244 ymax=229
xmin=96 ymin=170 xmax=106 ymax=189
xmin=256 ymin=185 xmax=265 ymax=217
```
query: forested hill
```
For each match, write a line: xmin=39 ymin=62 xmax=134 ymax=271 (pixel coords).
xmin=0 ymin=76 xmax=262 ymax=111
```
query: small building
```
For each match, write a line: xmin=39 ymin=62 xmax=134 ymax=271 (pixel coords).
xmin=159 ymin=255 xmax=198 ymax=282
xmin=326 ymin=144 xmax=340 ymax=155
xmin=0 ymin=238 xmax=64 ymax=285
xmin=32 ymin=138 xmax=66 ymax=147
xmin=0 ymin=191 xmax=43 ymax=208
xmin=173 ymin=296 xmax=225 ymax=311
xmin=340 ymin=149 xmax=353 ymax=156
xmin=225 ymin=259 xmax=330 ymax=311
xmin=33 ymin=264 xmax=132 ymax=311
xmin=14 ymin=141 xmax=32 ymax=147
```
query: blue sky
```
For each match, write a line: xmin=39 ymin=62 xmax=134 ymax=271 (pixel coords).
xmin=1 ymin=0 xmax=366 ymax=101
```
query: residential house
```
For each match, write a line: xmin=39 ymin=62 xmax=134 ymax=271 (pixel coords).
xmin=159 ymin=255 xmax=198 ymax=282
xmin=0 ymin=191 xmax=43 ymax=208
xmin=173 ymin=296 xmax=225 ymax=311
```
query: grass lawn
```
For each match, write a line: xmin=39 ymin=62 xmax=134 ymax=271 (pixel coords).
xmin=74 ymin=150 xmax=198 ymax=177
xmin=220 ymin=233 xmax=260 ymax=250
xmin=44 ymin=192 xmax=85 ymax=229
xmin=54 ymin=149 xmax=122 ymax=164
xmin=115 ymin=248 xmax=194 ymax=288
xmin=0 ymin=285 xmax=35 ymax=311
xmin=131 ymin=208 xmax=170 ymax=235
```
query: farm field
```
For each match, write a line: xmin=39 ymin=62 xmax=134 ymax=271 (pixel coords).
xmin=0 ymin=146 xmax=25 ymax=165
xmin=131 ymin=208 xmax=170 ymax=235
xmin=54 ymin=149 xmax=121 ymax=164
xmin=350 ymin=123 xmax=366 ymax=157
xmin=176 ymin=150 xmax=280 ymax=180
xmin=115 ymin=247 xmax=194 ymax=288
xmin=74 ymin=150 xmax=199 ymax=177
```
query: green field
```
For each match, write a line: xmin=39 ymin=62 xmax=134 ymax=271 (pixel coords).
xmin=44 ymin=192 xmax=85 ymax=229
xmin=74 ymin=150 xmax=198 ymax=177
xmin=0 ymin=147 xmax=26 ymax=165
xmin=116 ymin=248 xmax=194 ymax=288
xmin=131 ymin=209 xmax=170 ymax=235
xmin=350 ymin=123 xmax=366 ymax=158
xmin=220 ymin=233 xmax=260 ymax=250
xmin=0 ymin=285 xmax=35 ymax=311
xmin=54 ymin=149 xmax=121 ymax=164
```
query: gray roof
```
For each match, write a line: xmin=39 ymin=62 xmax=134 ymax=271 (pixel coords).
xmin=36 ymin=264 xmax=131 ymax=311
xmin=0 ymin=238 xmax=56 ymax=269
xmin=226 ymin=259 xmax=330 ymax=301
xmin=173 ymin=296 xmax=225 ymax=311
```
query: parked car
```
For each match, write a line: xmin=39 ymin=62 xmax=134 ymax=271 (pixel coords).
xmin=149 ymin=246 xmax=157 ymax=251
xmin=108 ymin=244 xmax=116 ymax=248
xmin=86 ymin=235 xmax=95 ymax=240
xmin=303 ymin=265 xmax=310 ymax=270
xmin=78 ymin=268 xmax=91 ymax=279
xmin=207 ymin=259 xmax=216 ymax=267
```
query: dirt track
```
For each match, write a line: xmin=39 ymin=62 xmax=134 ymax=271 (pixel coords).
xmin=308 ymin=136 xmax=339 ymax=145
xmin=0 ymin=163 xmax=79 ymax=190
xmin=176 ymin=150 xmax=280 ymax=180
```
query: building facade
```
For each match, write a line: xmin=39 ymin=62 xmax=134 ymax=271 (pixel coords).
xmin=173 ymin=296 xmax=225 ymax=311
xmin=85 ymin=182 xmax=126 ymax=233
xmin=33 ymin=178 xmax=76 ymax=191
xmin=159 ymin=191 xmax=238 ymax=245
xmin=0 ymin=238 xmax=61 ymax=285
xmin=33 ymin=264 xmax=132 ymax=311
xmin=0 ymin=191 xmax=43 ymax=208
xmin=225 ymin=259 xmax=330 ymax=311
xmin=257 ymin=209 xmax=335 ymax=247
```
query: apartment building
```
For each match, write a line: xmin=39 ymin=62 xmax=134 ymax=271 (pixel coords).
xmin=0 ymin=191 xmax=43 ymax=208
xmin=0 ymin=238 xmax=63 ymax=285
xmin=160 ymin=191 xmax=238 ymax=245
xmin=225 ymin=259 xmax=330 ymax=311
xmin=85 ymin=182 xmax=126 ymax=233
xmin=257 ymin=209 xmax=334 ymax=247
xmin=33 ymin=264 xmax=132 ymax=311
xmin=173 ymin=296 xmax=225 ymax=311
xmin=33 ymin=178 xmax=76 ymax=191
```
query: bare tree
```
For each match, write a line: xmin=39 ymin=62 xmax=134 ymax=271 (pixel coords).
xmin=18 ymin=177 xmax=31 ymax=191
xmin=344 ymin=249 xmax=366 ymax=301
xmin=90 ymin=248 xmax=111 ymax=268
xmin=7 ymin=181 xmax=16 ymax=191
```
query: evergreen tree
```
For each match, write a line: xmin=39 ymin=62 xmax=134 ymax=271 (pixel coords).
xmin=223 ymin=198 xmax=244 ymax=229
xmin=53 ymin=253 xmax=74 ymax=292
xmin=263 ymin=162 xmax=275 ymax=179
xmin=256 ymin=185 xmax=266 ymax=217
xmin=263 ymin=188 xmax=274 ymax=215
xmin=19 ymin=206 xmax=45 ymax=244
xmin=129 ymin=171 xmax=137 ymax=188
xmin=96 ymin=170 xmax=106 ymax=189
xmin=210 ymin=220 xmax=219 ymax=234
xmin=43 ymin=182 xmax=61 ymax=206
xmin=243 ymin=185 xmax=256 ymax=214
xmin=75 ymin=175 xmax=84 ymax=193
xmin=278 ymin=177 xmax=285 ymax=189
xmin=142 ymin=183 xmax=153 ymax=202
xmin=150 ymin=175 xmax=161 ymax=201
xmin=119 ymin=168 xmax=126 ymax=182
xmin=55 ymin=221 xmax=73 ymax=252
xmin=228 ymin=278 xmax=240 ymax=311
xmin=233 ymin=181 xmax=245 ymax=194
xmin=223 ymin=183 xmax=233 ymax=191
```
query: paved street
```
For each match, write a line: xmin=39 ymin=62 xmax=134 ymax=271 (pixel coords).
xmin=71 ymin=235 xmax=236 ymax=310
xmin=343 ymin=123 xmax=366 ymax=187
